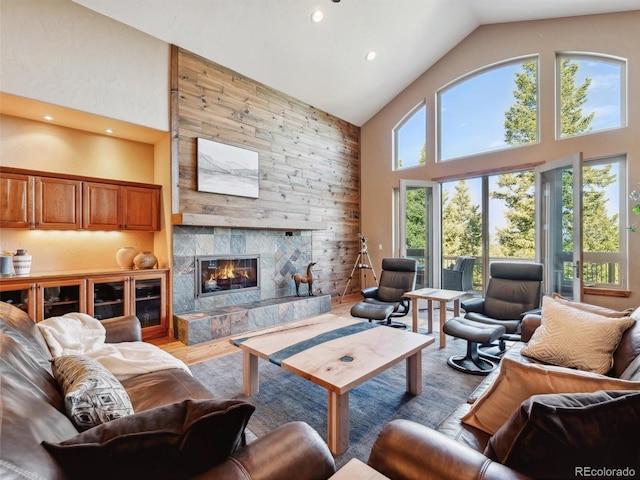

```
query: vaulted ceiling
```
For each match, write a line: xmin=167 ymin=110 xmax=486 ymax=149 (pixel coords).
xmin=73 ymin=0 xmax=639 ymax=126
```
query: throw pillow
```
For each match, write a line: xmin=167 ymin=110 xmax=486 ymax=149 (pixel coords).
xmin=52 ymin=355 xmax=134 ymax=431
xmin=460 ymin=356 xmax=640 ymax=435
xmin=550 ymin=293 xmax=635 ymax=317
xmin=43 ymin=398 xmax=256 ymax=480
xmin=521 ymin=296 xmax=635 ymax=374
xmin=484 ymin=390 xmax=640 ymax=479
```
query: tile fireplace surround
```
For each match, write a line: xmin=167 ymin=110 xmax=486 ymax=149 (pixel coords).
xmin=172 ymin=226 xmax=330 ymax=345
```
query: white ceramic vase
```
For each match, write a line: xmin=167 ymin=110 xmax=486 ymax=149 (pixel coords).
xmin=12 ymin=249 xmax=32 ymax=275
xmin=116 ymin=247 xmax=139 ymax=269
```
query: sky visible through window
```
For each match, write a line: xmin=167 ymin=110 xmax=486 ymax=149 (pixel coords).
xmin=440 ymin=62 xmax=527 ymax=161
xmin=400 ymin=57 xmax=623 ymax=236
xmin=396 ymin=105 xmax=425 ymax=169
xmin=561 ymin=57 xmax=622 ymax=135
xmin=398 ymin=57 xmax=623 ymax=163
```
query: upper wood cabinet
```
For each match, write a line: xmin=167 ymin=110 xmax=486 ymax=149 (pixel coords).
xmin=83 ymin=183 xmax=160 ymax=231
xmin=122 ymin=186 xmax=160 ymax=231
xmin=0 ymin=172 xmax=33 ymax=228
xmin=83 ymin=182 xmax=122 ymax=230
xmin=1 ymin=168 xmax=161 ymax=231
xmin=35 ymin=176 xmax=82 ymax=230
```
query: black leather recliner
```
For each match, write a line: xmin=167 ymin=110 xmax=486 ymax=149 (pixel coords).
xmin=442 ymin=262 xmax=543 ymax=374
xmin=350 ymin=257 xmax=417 ymax=328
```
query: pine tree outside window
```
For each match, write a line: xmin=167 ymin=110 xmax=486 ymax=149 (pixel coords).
xmin=437 ymin=56 xmax=538 ymax=161
xmin=556 ymin=53 xmax=626 ymax=139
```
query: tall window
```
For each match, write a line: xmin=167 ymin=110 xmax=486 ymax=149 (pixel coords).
xmin=581 ymin=156 xmax=627 ymax=288
xmin=556 ymin=53 xmax=626 ymax=139
xmin=441 ymin=177 xmax=483 ymax=289
xmin=394 ymin=102 xmax=426 ymax=170
xmin=438 ymin=56 xmax=538 ymax=161
xmin=441 ymin=170 xmax=536 ymax=291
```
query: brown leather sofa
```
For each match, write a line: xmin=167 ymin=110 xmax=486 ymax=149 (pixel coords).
xmin=0 ymin=301 xmax=336 ymax=480
xmin=367 ymin=310 xmax=640 ymax=480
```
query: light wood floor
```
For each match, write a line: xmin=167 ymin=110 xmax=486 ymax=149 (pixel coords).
xmin=152 ymin=293 xmax=459 ymax=367
xmin=152 ymin=294 xmax=364 ymax=366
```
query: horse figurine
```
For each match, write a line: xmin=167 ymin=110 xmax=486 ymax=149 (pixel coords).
xmin=294 ymin=262 xmax=316 ymax=296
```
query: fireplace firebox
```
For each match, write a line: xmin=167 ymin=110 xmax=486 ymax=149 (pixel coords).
xmin=195 ymin=255 xmax=259 ymax=298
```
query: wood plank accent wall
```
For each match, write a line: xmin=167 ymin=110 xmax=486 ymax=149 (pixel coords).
xmin=170 ymin=46 xmax=362 ymax=297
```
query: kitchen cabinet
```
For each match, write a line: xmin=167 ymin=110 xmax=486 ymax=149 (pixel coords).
xmin=0 ymin=172 xmax=33 ymax=228
xmin=122 ymin=186 xmax=160 ymax=231
xmin=83 ymin=182 xmax=122 ymax=230
xmin=131 ymin=272 xmax=167 ymax=340
xmin=0 ymin=269 xmax=170 ymax=340
xmin=38 ymin=278 xmax=86 ymax=320
xmin=0 ymin=168 xmax=161 ymax=232
xmin=0 ymin=280 xmax=36 ymax=318
xmin=88 ymin=275 xmax=129 ymax=320
xmin=83 ymin=183 xmax=161 ymax=231
xmin=34 ymin=176 xmax=82 ymax=230
xmin=0 ymin=278 xmax=85 ymax=320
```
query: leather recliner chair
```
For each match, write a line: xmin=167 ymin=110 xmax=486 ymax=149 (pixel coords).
xmin=350 ymin=257 xmax=417 ymax=328
xmin=441 ymin=262 xmax=543 ymax=374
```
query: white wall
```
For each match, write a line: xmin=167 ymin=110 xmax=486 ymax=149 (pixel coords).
xmin=0 ymin=0 xmax=169 ymax=131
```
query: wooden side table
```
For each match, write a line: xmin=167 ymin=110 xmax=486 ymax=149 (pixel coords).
xmin=329 ymin=459 xmax=390 ymax=479
xmin=404 ymin=288 xmax=468 ymax=348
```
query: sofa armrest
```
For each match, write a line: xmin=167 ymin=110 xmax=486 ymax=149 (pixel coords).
xmin=102 ymin=315 xmax=142 ymax=343
xmin=193 ymin=422 xmax=335 ymax=480
xmin=520 ymin=314 xmax=542 ymax=343
xmin=368 ymin=419 xmax=531 ymax=480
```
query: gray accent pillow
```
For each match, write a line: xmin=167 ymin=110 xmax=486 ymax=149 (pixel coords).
xmin=52 ymin=354 xmax=134 ymax=431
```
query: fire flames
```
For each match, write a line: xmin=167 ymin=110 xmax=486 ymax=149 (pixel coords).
xmin=212 ymin=261 xmax=250 ymax=280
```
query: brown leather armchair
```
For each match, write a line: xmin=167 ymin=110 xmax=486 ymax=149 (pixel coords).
xmin=368 ymin=419 xmax=531 ymax=480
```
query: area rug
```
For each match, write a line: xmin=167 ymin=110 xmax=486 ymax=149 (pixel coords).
xmin=190 ymin=334 xmax=484 ymax=468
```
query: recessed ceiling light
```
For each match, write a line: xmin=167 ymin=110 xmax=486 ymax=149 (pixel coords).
xmin=365 ymin=50 xmax=377 ymax=61
xmin=43 ymin=115 xmax=54 ymax=121
xmin=105 ymin=129 xmax=113 ymax=134
xmin=311 ymin=9 xmax=324 ymax=23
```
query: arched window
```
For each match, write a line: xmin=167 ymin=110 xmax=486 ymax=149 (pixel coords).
xmin=556 ymin=53 xmax=626 ymax=139
xmin=393 ymin=102 xmax=426 ymax=170
xmin=437 ymin=56 xmax=539 ymax=161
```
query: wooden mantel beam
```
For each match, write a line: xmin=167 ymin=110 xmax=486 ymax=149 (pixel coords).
xmin=171 ymin=213 xmax=327 ymax=231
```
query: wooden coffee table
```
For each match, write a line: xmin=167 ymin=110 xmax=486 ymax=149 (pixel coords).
xmin=404 ymin=288 xmax=468 ymax=348
xmin=230 ymin=314 xmax=434 ymax=455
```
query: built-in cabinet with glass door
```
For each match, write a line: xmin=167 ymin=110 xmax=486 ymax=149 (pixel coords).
xmin=0 ymin=269 xmax=169 ymax=340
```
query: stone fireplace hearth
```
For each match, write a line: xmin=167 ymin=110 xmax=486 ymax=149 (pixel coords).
xmin=172 ymin=226 xmax=331 ymax=344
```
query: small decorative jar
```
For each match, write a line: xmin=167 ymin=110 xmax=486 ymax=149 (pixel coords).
xmin=133 ymin=251 xmax=158 ymax=270
xmin=116 ymin=247 xmax=138 ymax=269
xmin=12 ymin=249 xmax=32 ymax=276
xmin=1 ymin=252 xmax=13 ymax=275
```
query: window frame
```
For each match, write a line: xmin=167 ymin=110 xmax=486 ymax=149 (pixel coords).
xmin=581 ymin=155 xmax=628 ymax=290
xmin=393 ymin=100 xmax=427 ymax=171
xmin=555 ymin=52 xmax=627 ymax=140
xmin=436 ymin=55 xmax=539 ymax=162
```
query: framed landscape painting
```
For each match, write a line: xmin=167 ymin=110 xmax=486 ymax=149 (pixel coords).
xmin=197 ymin=138 xmax=259 ymax=198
